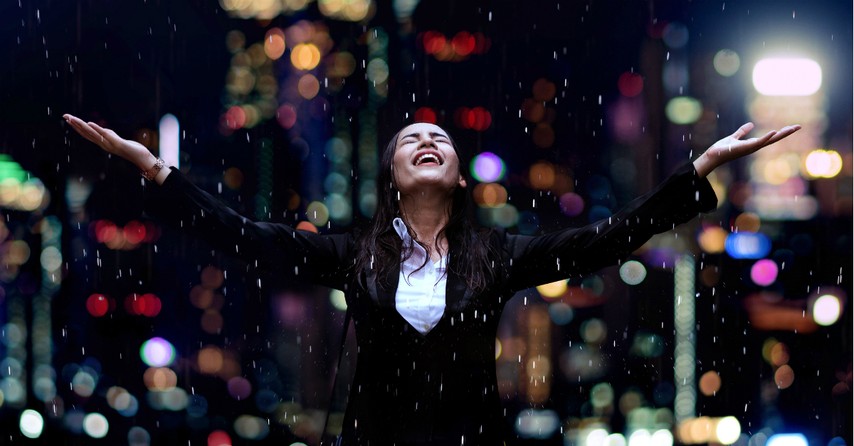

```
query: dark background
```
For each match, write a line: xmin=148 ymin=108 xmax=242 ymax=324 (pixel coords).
xmin=0 ymin=0 xmax=850 ymax=445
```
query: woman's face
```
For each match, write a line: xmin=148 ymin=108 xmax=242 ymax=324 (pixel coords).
xmin=391 ymin=122 xmax=466 ymax=195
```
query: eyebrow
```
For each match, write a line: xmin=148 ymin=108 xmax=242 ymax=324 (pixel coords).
xmin=401 ymin=132 xmax=449 ymax=140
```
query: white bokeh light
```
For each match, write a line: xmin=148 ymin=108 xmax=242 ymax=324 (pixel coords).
xmin=19 ymin=409 xmax=44 ymax=439
xmin=812 ymin=294 xmax=842 ymax=326
xmin=753 ymin=58 xmax=822 ymax=96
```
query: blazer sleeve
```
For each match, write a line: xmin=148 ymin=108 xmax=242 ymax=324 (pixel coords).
xmin=503 ymin=163 xmax=717 ymax=292
xmin=144 ymin=167 xmax=352 ymax=291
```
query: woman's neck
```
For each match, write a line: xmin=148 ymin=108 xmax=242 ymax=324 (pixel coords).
xmin=398 ymin=191 xmax=451 ymax=260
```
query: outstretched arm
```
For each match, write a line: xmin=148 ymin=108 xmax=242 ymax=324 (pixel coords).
xmin=693 ymin=122 xmax=801 ymax=178
xmin=64 ymin=114 xmax=171 ymax=184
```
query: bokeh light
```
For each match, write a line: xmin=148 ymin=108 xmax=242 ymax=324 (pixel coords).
xmin=263 ymin=28 xmax=286 ymax=60
xmin=82 ymin=412 xmax=109 ymax=438
xmin=774 ymin=364 xmax=795 ymax=389
xmin=86 ymin=293 xmax=111 ymax=317
xmin=698 ymin=226 xmax=727 ymax=254
xmin=715 ymin=417 xmax=741 ymax=445
xmin=699 ymin=370 xmax=722 ymax=396
xmin=767 ymin=434 xmax=808 ymax=446
xmin=804 ymin=149 xmax=843 ymax=178
xmin=140 ymin=337 xmax=176 ymax=367
xmin=472 ymin=183 xmax=508 ymax=208
xmin=812 ymin=294 xmax=842 ymax=326
xmin=234 ymin=414 xmax=270 ymax=440
xmin=725 ymin=232 xmax=771 ymax=259
xmin=290 ymin=43 xmax=321 ymax=70
xmin=750 ymin=259 xmax=778 ymax=286
xmin=617 ymin=72 xmax=644 ymax=97
xmin=470 ymin=152 xmax=506 ymax=182
xmin=619 ymin=260 xmax=647 ymax=285
xmin=19 ymin=409 xmax=44 ymax=439
xmin=536 ymin=280 xmax=567 ymax=299
xmin=559 ymin=192 xmax=584 ymax=217
xmin=713 ymin=49 xmax=740 ymax=77
xmin=665 ymin=96 xmax=702 ymax=125
xmin=414 ymin=107 xmax=437 ymax=124
xmin=753 ymin=57 xmax=822 ymax=96
xmin=208 ymin=429 xmax=232 ymax=446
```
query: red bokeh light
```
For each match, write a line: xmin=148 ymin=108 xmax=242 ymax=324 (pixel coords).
xmin=454 ymin=107 xmax=492 ymax=131
xmin=123 ymin=220 xmax=147 ymax=245
xmin=94 ymin=220 xmax=118 ymax=243
xmin=422 ymin=31 xmax=447 ymax=55
xmin=617 ymin=72 xmax=644 ymax=97
xmin=224 ymin=106 xmax=246 ymax=130
xmin=276 ymin=104 xmax=298 ymax=129
xmin=451 ymin=32 xmax=476 ymax=57
xmin=125 ymin=293 xmax=162 ymax=317
xmin=414 ymin=107 xmax=437 ymax=124
xmin=207 ymin=430 xmax=232 ymax=446
xmin=86 ymin=293 xmax=111 ymax=317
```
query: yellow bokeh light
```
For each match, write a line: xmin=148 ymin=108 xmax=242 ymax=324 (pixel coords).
xmin=529 ymin=161 xmax=556 ymax=189
xmin=804 ymin=149 xmax=843 ymax=178
xmin=734 ymin=212 xmax=761 ymax=232
xmin=143 ymin=367 xmax=178 ymax=391
xmin=665 ymin=96 xmax=703 ymax=125
xmin=473 ymin=183 xmax=508 ymax=208
xmin=714 ymin=416 xmax=741 ymax=445
xmin=290 ymin=43 xmax=321 ymax=70
xmin=698 ymin=226 xmax=727 ymax=254
xmin=264 ymin=28 xmax=286 ymax=60
xmin=536 ymin=280 xmax=567 ymax=299
xmin=198 ymin=346 xmax=224 ymax=374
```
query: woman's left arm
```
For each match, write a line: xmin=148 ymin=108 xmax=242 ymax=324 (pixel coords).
xmin=504 ymin=122 xmax=800 ymax=291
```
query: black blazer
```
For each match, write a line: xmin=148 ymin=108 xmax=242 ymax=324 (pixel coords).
xmin=146 ymin=163 xmax=716 ymax=445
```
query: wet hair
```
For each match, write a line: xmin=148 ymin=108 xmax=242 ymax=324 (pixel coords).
xmin=353 ymin=125 xmax=496 ymax=293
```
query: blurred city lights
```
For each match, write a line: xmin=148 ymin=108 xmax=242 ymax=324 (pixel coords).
xmin=82 ymin=412 xmax=109 ymax=438
xmin=208 ymin=429 xmax=232 ymax=446
xmin=698 ymin=226 xmax=727 ymax=254
xmin=159 ymin=114 xmax=180 ymax=169
xmin=515 ymin=409 xmax=560 ymax=439
xmin=753 ymin=58 xmax=822 ymax=96
xmin=290 ymin=43 xmax=321 ymax=70
xmin=804 ymin=149 xmax=843 ymax=178
xmin=750 ymin=259 xmax=779 ymax=286
xmin=713 ymin=49 xmax=741 ymax=77
xmin=470 ymin=152 xmax=506 ymax=182
xmin=234 ymin=414 xmax=270 ymax=440
xmin=619 ymin=260 xmax=647 ymax=285
xmin=767 ymin=433 xmax=808 ymax=446
xmin=811 ymin=294 xmax=842 ymax=326
xmin=725 ymin=232 xmax=772 ymax=259
xmin=665 ymin=96 xmax=702 ymax=125
xmin=140 ymin=337 xmax=176 ymax=367
xmin=536 ymin=280 xmax=567 ymax=299
xmin=306 ymin=201 xmax=330 ymax=226
xmin=715 ymin=417 xmax=741 ymax=445
xmin=19 ymin=409 xmax=44 ymax=439
xmin=472 ymin=183 xmax=508 ymax=208
xmin=86 ymin=293 xmax=112 ymax=317
xmin=617 ymin=72 xmax=644 ymax=97
xmin=264 ymin=28 xmax=286 ymax=60
xmin=414 ymin=107 xmax=437 ymax=123
xmin=775 ymin=364 xmax=795 ymax=389
xmin=698 ymin=370 xmax=722 ymax=396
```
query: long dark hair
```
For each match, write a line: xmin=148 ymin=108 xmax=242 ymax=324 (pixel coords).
xmin=353 ymin=125 xmax=496 ymax=293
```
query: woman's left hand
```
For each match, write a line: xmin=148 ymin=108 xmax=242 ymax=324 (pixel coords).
xmin=694 ymin=122 xmax=801 ymax=177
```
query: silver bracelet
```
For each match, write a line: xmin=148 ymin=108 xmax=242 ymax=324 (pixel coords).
xmin=141 ymin=158 xmax=165 ymax=181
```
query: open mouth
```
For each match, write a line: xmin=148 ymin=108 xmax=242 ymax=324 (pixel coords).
xmin=415 ymin=152 xmax=443 ymax=166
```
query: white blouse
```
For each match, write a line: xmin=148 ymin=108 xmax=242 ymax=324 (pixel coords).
xmin=392 ymin=218 xmax=447 ymax=334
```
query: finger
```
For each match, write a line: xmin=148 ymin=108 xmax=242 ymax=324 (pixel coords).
xmin=732 ymin=122 xmax=755 ymax=139
xmin=765 ymin=126 xmax=799 ymax=145
xmin=87 ymin=122 xmax=114 ymax=145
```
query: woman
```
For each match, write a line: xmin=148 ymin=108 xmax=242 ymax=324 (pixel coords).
xmin=64 ymin=114 xmax=799 ymax=445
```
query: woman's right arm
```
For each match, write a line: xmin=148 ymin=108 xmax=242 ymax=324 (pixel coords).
xmin=64 ymin=114 xmax=351 ymax=289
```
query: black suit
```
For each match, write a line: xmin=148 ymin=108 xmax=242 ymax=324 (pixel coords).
xmin=147 ymin=163 xmax=716 ymax=445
